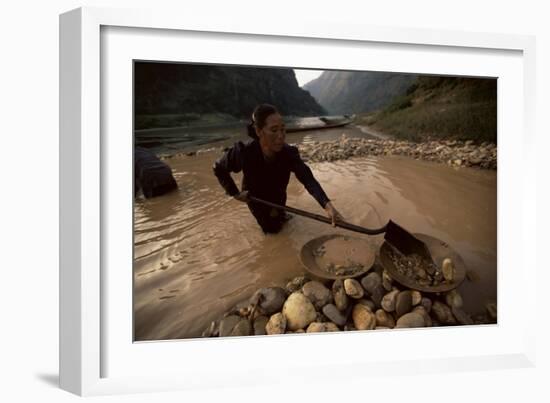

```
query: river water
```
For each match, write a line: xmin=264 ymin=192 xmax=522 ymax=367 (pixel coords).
xmin=133 ymin=125 xmax=497 ymax=341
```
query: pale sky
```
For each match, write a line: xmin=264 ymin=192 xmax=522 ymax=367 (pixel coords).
xmin=294 ymin=69 xmax=324 ymax=87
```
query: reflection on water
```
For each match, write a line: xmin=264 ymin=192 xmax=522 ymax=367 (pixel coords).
xmin=135 ymin=119 xmax=373 ymax=155
xmin=134 ymin=151 xmax=496 ymax=341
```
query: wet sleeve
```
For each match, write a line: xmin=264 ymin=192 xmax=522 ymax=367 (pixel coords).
xmin=289 ymin=146 xmax=330 ymax=208
xmin=212 ymin=142 xmax=243 ymax=197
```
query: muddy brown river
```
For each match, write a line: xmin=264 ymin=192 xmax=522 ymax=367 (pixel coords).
xmin=133 ymin=140 xmax=496 ymax=341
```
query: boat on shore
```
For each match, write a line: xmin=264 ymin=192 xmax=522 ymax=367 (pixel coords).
xmin=286 ymin=114 xmax=355 ymax=133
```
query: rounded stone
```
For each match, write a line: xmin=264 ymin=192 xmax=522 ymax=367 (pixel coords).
xmin=266 ymin=312 xmax=287 ymax=335
xmin=250 ymin=287 xmax=287 ymax=315
xmin=357 ymin=298 xmax=376 ymax=312
xmin=382 ymin=270 xmax=393 ymax=291
xmin=253 ymin=315 xmax=269 ymax=335
xmin=381 ymin=290 xmax=399 ymax=312
xmin=375 ymin=309 xmax=395 ymax=328
xmin=285 ymin=275 xmax=310 ymax=294
xmin=370 ymin=287 xmax=385 ymax=308
xmin=412 ymin=306 xmax=432 ymax=327
xmin=306 ymin=322 xmax=327 ymax=333
xmin=322 ymin=303 xmax=347 ymax=326
xmin=442 ymin=258 xmax=456 ymax=282
xmin=432 ymin=301 xmax=457 ymax=325
xmin=361 ymin=272 xmax=382 ymax=295
xmin=421 ymin=297 xmax=432 ymax=313
xmin=332 ymin=279 xmax=349 ymax=311
xmin=395 ymin=290 xmax=413 ymax=318
xmin=411 ymin=291 xmax=422 ymax=306
xmin=302 ymin=281 xmax=332 ymax=310
xmin=324 ymin=322 xmax=340 ymax=332
xmin=445 ymin=289 xmax=463 ymax=309
xmin=219 ymin=315 xmax=241 ymax=337
xmin=451 ymin=306 xmax=474 ymax=325
xmin=230 ymin=318 xmax=252 ymax=336
xmin=352 ymin=303 xmax=376 ymax=330
xmin=395 ymin=312 xmax=425 ymax=328
xmin=344 ymin=278 xmax=365 ymax=299
xmin=282 ymin=292 xmax=318 ymax=331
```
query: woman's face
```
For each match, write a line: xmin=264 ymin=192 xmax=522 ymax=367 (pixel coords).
xmin=257 ymin=113 xmax=286 ymax=153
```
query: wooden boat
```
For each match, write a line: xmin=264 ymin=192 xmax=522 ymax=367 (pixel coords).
xmin=286 ymin=115 xmax=355 ymax=133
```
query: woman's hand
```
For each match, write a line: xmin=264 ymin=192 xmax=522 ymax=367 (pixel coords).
xmin=233 ymin=190 xmax=249 ymax=202
xmin=324 ymin=201 xmax=343 ymax=227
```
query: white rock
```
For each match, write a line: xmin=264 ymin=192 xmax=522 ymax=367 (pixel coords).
xmin=282 ymin=292 xmax=317 ymax=331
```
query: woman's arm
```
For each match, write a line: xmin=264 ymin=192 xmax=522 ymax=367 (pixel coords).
xmin=212 ymin=142 xmax=244 ymax=197
xmin=289 ymin=146 xmax=343 ymax=225
xmin=289 ymin=146 xmax=330 ymax=208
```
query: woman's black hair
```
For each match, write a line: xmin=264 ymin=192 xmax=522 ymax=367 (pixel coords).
xmin=247 ymin=103 xmax=279 ymax=140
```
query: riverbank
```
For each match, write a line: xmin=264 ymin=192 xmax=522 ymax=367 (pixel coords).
xmin=162 ymin=135 xmax=497 ymax=170
xmin=297 ymin=135 xmax=497 ymax=169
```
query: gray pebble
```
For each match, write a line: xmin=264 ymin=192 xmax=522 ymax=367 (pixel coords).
xmin=322 ymin=303 xmax=347 ymax=326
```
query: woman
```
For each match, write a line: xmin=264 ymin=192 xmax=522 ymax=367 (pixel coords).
xmin=213 ymin=104 xmax=342 ymax=234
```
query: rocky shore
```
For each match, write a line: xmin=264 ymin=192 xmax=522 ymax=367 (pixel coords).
xmin=201 ymin=263 xmax=497 ymax=338
xmin=297 ymin=136 xmax=497 ymax=169
xmin=163 ymin=136 xmax=497 ymax=170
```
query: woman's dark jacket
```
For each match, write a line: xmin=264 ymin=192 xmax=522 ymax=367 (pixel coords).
xmin=213 ymin=139 xmax=330 ymax=232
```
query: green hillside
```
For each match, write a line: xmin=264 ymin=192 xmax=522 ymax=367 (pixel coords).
xmin=357 ymin=76 xmax=497 ymax=143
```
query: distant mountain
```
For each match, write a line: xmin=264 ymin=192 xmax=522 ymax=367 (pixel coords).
xmin=303 ymin=71 xmax=417 ymax=115
xmin=135 ymin=63 xmax=325 ymax=119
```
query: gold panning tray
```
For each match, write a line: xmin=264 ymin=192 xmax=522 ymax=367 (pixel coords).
xmin=380 ymin=233 xmax=466 ymax=293
xmin=300 ymin=234 xmax=376 ymax=280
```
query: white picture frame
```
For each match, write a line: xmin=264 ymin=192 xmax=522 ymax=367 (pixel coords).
xmin=59 ymin=6 xmax=537 ymax=396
